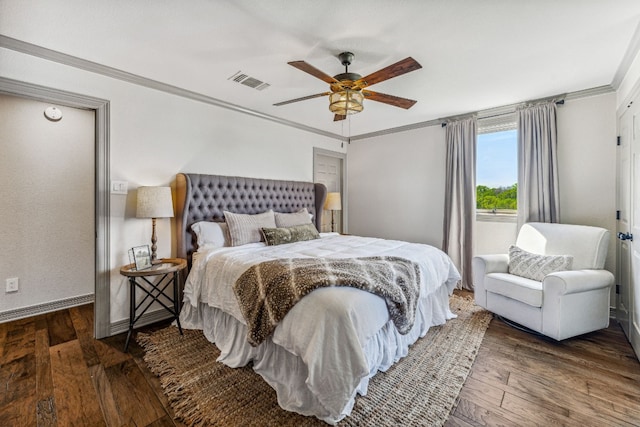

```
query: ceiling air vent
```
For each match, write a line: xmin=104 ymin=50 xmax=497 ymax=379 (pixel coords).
xmin=228 ymin=71 xmax=270 ymax=91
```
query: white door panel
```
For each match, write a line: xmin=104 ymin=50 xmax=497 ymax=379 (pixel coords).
xmin=618 ymin=100 xmax=640 ymax=361
xmin=618 ymin=108 xmax=631 ymax=336
xmin=631 ymin=136 xmax=640 ymax=357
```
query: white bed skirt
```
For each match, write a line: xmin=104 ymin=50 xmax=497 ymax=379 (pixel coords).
xmin=179 ymin=282 xmax=455 ymax=424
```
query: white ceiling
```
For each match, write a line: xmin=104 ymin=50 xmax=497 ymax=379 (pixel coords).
xmin=2 ymin=0 xmax=640 ymax=138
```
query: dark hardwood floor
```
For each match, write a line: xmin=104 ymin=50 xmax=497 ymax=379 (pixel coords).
xmin=1 ymin=300 xmax=639 ymax=426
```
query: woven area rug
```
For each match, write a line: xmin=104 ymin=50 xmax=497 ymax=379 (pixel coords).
xmin=138 ymin=293 xmax=491 ymax=426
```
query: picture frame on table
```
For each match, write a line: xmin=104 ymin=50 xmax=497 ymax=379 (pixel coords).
xmin=129 ymin=245 xmax=152 ymax=271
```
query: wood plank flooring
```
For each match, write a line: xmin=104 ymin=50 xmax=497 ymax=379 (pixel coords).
xmin=1 ymin=301 xmax=638 ymax=426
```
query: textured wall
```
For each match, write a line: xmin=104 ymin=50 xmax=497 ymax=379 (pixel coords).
xmin=0 ymin=93 xmax=95 ymax=313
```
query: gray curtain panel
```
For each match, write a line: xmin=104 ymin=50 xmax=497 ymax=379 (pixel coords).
xmin=442 ymin=117 xmax=477 ymax=290
xmin=517 ymin=101 xmax=560 ymax=228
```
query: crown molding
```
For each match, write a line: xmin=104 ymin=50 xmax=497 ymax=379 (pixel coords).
xmin=350 ymin=85 xmax=615 ymax=142
xmin=348 ymin=118 xmax=443 ymax=141
xmin=0 ymin=34 xmax=347 ymax=142
xmin=612 ymin=21 xmax=640 ymax=89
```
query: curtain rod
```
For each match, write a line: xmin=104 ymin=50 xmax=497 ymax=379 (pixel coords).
xmin=441 ymin=99 xmax=565 ymax=127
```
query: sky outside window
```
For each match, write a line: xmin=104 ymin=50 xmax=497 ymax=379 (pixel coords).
xmin=476 ymin=129 xmax=517 ymax=211
xmin=477 ymin=129 xmax=517 ymax=188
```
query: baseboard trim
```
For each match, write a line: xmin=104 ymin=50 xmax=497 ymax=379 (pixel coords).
xmin=109 ymin=309 xmax=174 ymax=336
xmin=0 ymin=294 xmax=94 ymax=323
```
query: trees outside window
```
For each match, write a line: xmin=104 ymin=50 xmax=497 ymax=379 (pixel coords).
xmin=476 ymin=128 xmax=517 ymax=216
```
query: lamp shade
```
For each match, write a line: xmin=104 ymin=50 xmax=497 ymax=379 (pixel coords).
xmin=329 ymin=90 xmax=364 ymax=116
xmin=136 ymin=186 xmax=174 ymax=218
xmin=324 ymin=192 xmax=342 ymax=211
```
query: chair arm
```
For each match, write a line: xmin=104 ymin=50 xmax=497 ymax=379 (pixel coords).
xmin=472 ymin=254 xmax=509 ymax=308
xmin=542 ymin=269 xmax=614 ymax=296
xmin=472 ymin=254 xmax=509 ymax=275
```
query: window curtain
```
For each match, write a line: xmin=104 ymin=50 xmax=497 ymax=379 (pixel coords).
xmin=517 ymin=101 xmax=560 ymax=228
xmin=442 ymin=117 xmax=477 ymax=290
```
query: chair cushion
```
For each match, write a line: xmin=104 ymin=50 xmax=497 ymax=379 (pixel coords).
xmin=508 ymin=245 xmax=573 ymax=281
xmin=485 ymin=272 xmax=543 ymax=307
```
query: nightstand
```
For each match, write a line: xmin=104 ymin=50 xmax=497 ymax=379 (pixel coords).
xmin=119 ymin=258 xmax=187 ymax=352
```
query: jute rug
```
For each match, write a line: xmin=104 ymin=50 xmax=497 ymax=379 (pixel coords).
xmin=138 ymin=293 xmax=491 ymax=426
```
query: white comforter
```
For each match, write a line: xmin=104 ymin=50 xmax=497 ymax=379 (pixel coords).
xmin=180 ymin=233 xmax=460 ymax=424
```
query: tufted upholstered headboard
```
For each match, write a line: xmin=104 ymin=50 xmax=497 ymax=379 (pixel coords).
xmin=174 ymin=173 xmax=327 ymax=268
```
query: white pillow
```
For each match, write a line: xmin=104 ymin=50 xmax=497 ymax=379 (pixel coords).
xmin=224 ymin=210 xmax=276 ymax=246
xmin=190 ymin=221 xmax=230 ymax=249
xmin=508 ymin=245 xmax=573 ymax=281
xmin=274 ymin=208 xmax=313 ymax=227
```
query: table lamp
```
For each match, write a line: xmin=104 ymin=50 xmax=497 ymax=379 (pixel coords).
xmin=324 ymin=192 xmax=342 ymax=233
xmin=136 ymin=186 xmax=174 ymax=263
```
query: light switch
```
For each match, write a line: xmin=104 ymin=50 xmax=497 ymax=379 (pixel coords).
xmin=111 ymin=180 xmax=128 ymax=195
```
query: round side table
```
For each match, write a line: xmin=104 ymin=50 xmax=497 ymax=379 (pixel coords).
xmin=119 ymin=258 xmax=187 ymax=352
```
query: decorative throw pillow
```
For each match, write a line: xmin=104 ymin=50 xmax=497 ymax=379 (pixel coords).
xmin=260 ymin=223 xmax=320 ymax=246
xmin=274 ymin=208 xmax=313 ymax=228
xmin=190 ymin=221 xmax=230 ymax=249
xmin=508 ymin=245 xmax=573 ymax=281
xmin=224 ymin=210 xmax=277 ymax=247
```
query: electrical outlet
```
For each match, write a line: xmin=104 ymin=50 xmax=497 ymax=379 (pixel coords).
xmin=6 ymin=277 xmax=19 ymax=293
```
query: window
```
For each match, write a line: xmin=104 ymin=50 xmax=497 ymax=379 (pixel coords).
xmin=476 ymin=127 xmax=517 ymax=221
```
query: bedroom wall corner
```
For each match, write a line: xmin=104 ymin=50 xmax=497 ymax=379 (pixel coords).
xmin=556 ymin=92 xmax=617 ymax=275
xmin=557 ymin=92 xmax=618 ymax=309
xmin=346 ymin=93 xmax=618 ymax=282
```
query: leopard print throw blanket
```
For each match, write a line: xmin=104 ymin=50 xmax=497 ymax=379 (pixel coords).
xmin=234 ymin=256 xmax=421 ymax=346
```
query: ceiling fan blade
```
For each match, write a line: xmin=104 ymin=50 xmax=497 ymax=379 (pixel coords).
xmin=273 ymin=92 xmax=331 ymax=106
xmin=356 ymin=57 xmax=422 ymax=87
xmin=333 ymin=114 xmax=347 ymax=122
xmin=288 ymin=61 xmax=339 ymax=84
xmin=362 ymin=90 xmax=417 ymax=109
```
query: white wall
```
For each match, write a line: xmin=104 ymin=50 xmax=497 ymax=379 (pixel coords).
xmin=557 ymin=92 xmax=617 ymax=274
xmin=347 ymin=125 xmax=446 ymax=248
xmin=0 ymin=94 xmax=95 ymax=312
xmin=475 ymin=220 xmax=517 ymax=256
xmin=348 ymin=93 xmax=618 ymax=277
xmin=0 ymin=48 xmax=344 ymax=326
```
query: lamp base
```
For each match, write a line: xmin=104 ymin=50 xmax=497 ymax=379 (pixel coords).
xmin=151 ymin=218 xmax=158 ymax=262
xmin=330 ymin=210 xmax=336 ymax=233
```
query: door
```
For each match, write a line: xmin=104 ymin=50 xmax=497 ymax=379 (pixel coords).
xmin=313 ymin=149 xmax=345 ymax=233
xmin=617 ymin=100 xmax=640 ymax=361
xmin=617 ymin=107 xmax=631 ymax=337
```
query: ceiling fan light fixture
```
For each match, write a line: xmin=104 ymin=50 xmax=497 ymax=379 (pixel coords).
xmin=329 ymin=89 xmax=364 ymax=115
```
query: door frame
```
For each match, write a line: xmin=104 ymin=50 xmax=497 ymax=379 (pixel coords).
xmin=313 ymin=147 xmax=347 ymax=233
xmin=0 ymin=77 xmax=111 ymax=339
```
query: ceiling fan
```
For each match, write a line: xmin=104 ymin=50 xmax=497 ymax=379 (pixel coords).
xmin=274 ymin=52 xmax=422 ymax=121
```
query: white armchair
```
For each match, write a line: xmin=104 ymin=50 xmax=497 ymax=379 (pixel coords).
xmin=473 ymin=222 xmax=614 ymax=340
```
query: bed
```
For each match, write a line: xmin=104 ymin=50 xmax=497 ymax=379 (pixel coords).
xmin=175 ymin=172 xmax=461 ymax=424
